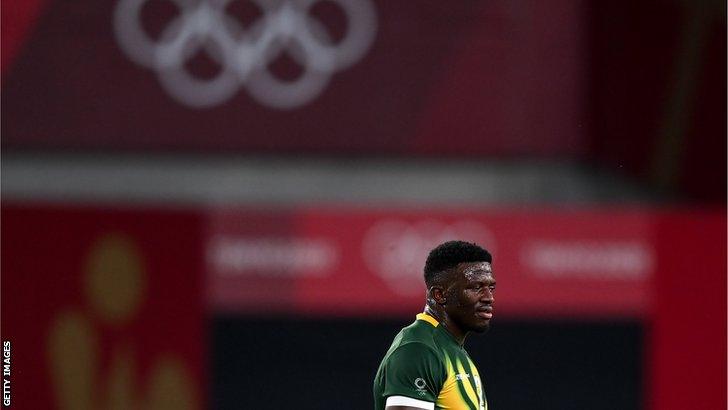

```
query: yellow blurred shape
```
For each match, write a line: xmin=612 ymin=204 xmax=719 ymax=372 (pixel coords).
xmin=84 ymin=234 xmax=146 ymax=325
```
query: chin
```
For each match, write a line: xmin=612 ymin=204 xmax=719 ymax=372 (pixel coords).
xmin=471 ymin=322 xmax=491 ymax=334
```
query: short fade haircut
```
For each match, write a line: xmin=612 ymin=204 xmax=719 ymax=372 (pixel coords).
xmin=424 ymin=240 xmax=492 ymax=286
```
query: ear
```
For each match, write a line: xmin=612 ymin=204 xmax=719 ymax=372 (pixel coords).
xmin=430 ymin=286 xmax=447 ymax=305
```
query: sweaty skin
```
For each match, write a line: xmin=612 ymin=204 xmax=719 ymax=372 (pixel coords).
xmin=426 ymin=261 xmax=496 ymax=345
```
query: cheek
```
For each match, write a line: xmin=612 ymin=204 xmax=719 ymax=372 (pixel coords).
xmin=451 ymin=292 xmax=478 ymax=309
xmin=462 ymin=291 xmax=480 ymax=304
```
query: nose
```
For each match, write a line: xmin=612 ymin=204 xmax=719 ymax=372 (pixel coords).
xmin=481 ymin=288 xmax=494 ymax=304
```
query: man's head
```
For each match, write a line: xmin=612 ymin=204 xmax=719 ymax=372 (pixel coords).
xmin=424 ymin=241 xmax=496 ymax=339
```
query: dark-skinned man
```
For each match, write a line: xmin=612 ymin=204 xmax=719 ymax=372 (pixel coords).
xmin=373 ymin=240 xmax=496 ymax=410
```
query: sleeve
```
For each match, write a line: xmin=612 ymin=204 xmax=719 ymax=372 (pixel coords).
xmin=381 ymin=342 xmax=446 ymax=404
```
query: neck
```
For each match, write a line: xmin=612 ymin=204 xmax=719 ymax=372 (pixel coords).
xmin=424 ymin=304 xmax=467 ymax=346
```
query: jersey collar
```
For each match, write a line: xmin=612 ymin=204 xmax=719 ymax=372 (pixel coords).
xmin=416 ymin=312 xmax=440 ymax=327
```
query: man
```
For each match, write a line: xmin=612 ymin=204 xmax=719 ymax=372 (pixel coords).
xmin=373 ymin=240 xmax=496 ymax=410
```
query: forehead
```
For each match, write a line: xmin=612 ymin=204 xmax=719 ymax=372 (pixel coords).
xmin=456 ymin=261 xmax=494 ymax=280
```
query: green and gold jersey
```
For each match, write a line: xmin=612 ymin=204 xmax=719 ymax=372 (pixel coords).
xmin=373 ymin=313 xmax=488 ymax=410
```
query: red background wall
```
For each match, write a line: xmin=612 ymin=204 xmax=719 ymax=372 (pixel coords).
xmin=3 ymin=203 xmax=724 ymax=409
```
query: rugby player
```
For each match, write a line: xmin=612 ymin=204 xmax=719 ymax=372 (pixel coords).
xmin=373 ymin=240 xmax=495 ymax=410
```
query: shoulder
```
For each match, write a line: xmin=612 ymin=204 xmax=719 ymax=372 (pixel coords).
xmin=399 ymin=321 xmax=441 ymax=346
xmin=378 ymin=341 xmax=448 ymax=401
xmin=393 ymin=341 xmax=440 ymax=356
xmin=386 ymin=341 xmax=444 ymax=369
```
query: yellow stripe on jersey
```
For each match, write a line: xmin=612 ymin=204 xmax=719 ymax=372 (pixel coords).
xmin=416 ymin=313 xmax=440 ymax=327
xmin=436 ymin=354 xmax=459 ymax=409
xmin=455 ymin=358 xmax=480 ymax=408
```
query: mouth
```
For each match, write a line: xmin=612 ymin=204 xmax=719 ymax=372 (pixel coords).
xmin=476 ymin=307 xmax=493 ymax=320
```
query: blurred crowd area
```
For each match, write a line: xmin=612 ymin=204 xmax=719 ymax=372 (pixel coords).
xmin=1 ymin=0 xmax=725 ymax=409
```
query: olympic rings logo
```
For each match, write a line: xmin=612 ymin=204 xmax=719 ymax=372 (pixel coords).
xmin=362 ymin=219 xmax=497 ymax=296
xmin=113 ymin=0 xmax=378 ymax=109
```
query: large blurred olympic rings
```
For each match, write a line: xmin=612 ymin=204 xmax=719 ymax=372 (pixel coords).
xmin=113 ymin=0 xmax=377 ymax=109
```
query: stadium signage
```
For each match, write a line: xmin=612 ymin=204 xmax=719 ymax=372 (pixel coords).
xmin=206 ymin=208 xmax=653 ymax=317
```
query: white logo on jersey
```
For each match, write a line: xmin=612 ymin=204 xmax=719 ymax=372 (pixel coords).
xmin=414 ymin=378 xmax=427 ymax=396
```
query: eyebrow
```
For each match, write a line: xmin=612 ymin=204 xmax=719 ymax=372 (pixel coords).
xmin=466 ymin=274 xmax=495 ymax=283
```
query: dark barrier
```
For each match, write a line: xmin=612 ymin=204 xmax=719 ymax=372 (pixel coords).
xmin=211 ymin=317 xmax=643 ymax=410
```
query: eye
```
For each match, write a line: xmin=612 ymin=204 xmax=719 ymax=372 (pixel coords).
xmin=488 ymin=285 xmax=496 ymax=292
